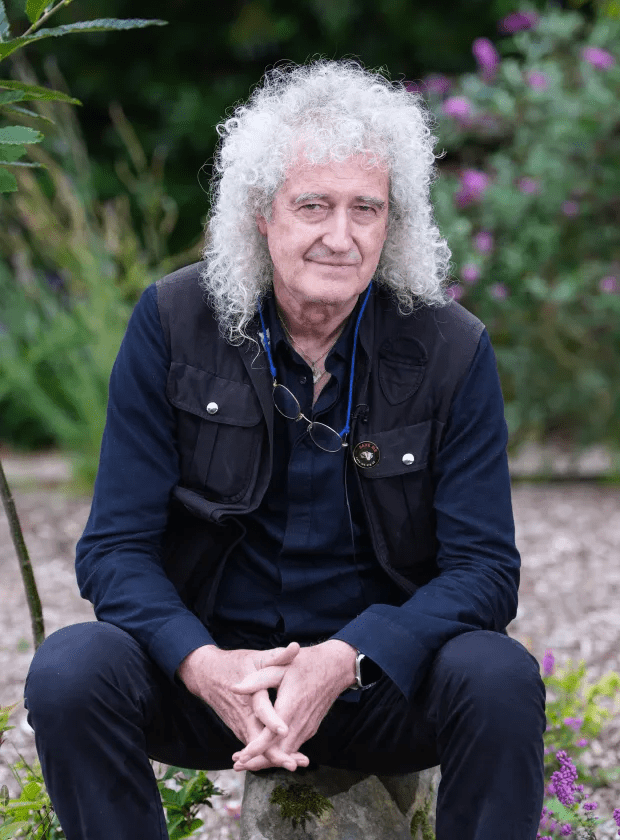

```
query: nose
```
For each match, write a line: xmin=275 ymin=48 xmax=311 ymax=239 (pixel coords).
xmin=322 ymin=207 xmax=354 ymax=253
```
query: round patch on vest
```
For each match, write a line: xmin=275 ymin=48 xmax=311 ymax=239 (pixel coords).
xmin=353 ymin=440 xmax=380 ymax=469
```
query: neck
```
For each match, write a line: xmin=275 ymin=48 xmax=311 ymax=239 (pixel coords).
xmin=273 ymin=290 xmax=359 ymax=347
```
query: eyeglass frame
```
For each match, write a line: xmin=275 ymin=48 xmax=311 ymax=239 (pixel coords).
xmin=257 ymin=282 xmax=373 ymax=453
xmin=271 ymin=379 xmax=347 ymax=452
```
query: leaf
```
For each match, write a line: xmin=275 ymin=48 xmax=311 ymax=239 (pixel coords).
xmin=25 ymin=0 xmax=49 ymax=26
xmin=0 ymin=90 xmax=24 ymax=105
xmin=0 ymin=165 xmax=17 ymax=191
xmin=0 ymin=142 xmax=26 ymax=161
xmin=0 ymin=18 xmax=168 ymax=61
xmin=0 ymin=79 xmax=80 ymax=104
xmin=2 ymin=103 xmax=54 ymax=122
xmin=0 ymin=1 xmax=9 ymax=42
xmin=0 ymin=821 xmax=29 ymax=840
xmin=0 ymin=125 xmax=43 ymax=143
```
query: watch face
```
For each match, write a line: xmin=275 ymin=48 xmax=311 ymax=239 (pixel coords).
xmin=359 ymin=654 xmax=383 ymax=687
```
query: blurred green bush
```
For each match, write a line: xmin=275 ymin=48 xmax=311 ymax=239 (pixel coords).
xmin=429 ymin=5 xmax=620 ymax=448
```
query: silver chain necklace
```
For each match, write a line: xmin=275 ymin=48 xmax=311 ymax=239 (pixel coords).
xmin=277 ymin=309 xmax=346 ymax=384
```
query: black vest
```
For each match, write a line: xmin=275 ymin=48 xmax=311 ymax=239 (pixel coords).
xmin=156 ymin=263 xmax=484 ymax=622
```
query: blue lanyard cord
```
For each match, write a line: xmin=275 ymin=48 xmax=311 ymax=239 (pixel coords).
xmin=257 ymin=281 xmax=372 ymax=443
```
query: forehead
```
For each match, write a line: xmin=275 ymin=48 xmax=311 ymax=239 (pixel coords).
xmin=277 ymin=154 xmax=389 ymax=201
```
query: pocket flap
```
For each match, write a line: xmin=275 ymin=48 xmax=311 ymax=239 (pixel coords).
xmin=167 ymin=362 xmax=262 ymax=427
xmin=354 ymin=419 xmax=433 ymax=478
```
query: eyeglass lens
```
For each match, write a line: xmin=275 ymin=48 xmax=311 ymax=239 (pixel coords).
xmin=272 ymin=384 xmax=343 ymax=453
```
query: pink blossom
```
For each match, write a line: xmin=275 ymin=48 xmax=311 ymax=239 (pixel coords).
xmin=447 ymin=285 xmax=464 ymax=301
xmin=424 ymin=74 xmax=451 ymax=95
xmin=442 ymin=96 xmax=473 ymax=120
xmin=518 ymin=177 xmax=540 ymax=195
xmin=455 ymin=169 xmax=489 ymax=206
xmin=526 ymin=71 xmax=549 ymax=90
xmin=473 ymin=37 xmax=501 ymax=79
xmin=576 ymin=738 xmax=589 ymax=747
xmin=461 ymin=264 xmax=480 ymax=284
xmin=563 ymin=717 xmax=583 ymax=731
xmin=562 ymin=200 xmax=579 ymax=217
xmin=542 ymin=649 xmax=555 ymax=676
xmin=490 ymin=283 xmax=508 ymax=300
xmin=560 ymin=826 xmax=572 ymax=837
xmin=599 ymin=275 xmax=618 ymax=293
xmin=582 ymin=46 xmax=615 ymax=70
xmin=474 ymin=231 xmax=494 ymax=253
xmin=499 ymin=11 xmax=539 ymax=34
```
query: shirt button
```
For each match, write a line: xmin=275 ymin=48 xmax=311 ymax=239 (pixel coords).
xmin=206 ymin=402 xmax=219 ymax=414
xmin=299 ymin=375 xmax=307 ymax=385
xmin=402 ymin=453 xmax=415 ymax=465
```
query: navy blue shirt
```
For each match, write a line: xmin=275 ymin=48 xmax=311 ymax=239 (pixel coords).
xmin=76 ymin=283 xmax=519 ymax=702
xmin=211 ymin=293 xmax=406 ymax=686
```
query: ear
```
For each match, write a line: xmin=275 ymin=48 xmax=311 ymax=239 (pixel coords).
xmin=256 ymin=214 xmax=268 ymax=236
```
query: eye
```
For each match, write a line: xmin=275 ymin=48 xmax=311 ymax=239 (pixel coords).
xmin=355 ymin=204 xmax=376 ymax=214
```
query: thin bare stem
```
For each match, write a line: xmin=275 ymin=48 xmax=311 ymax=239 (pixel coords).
xmin=0 ymin=456 xmax=45 ymax=649
xmin=22 ymin=0 xmax=75 ymax=38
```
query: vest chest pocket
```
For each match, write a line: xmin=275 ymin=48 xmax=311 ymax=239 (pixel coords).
xmin=353 ymin=419 xmax=436 ymax=479
xmin=167 ymin=362 xmax=264 ymax=502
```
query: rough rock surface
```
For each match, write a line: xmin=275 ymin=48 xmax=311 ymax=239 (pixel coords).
xmin=1 ymin=453 xmax=620 ymax=838
xmin=239 ymin=765 xmax=440 ymax=840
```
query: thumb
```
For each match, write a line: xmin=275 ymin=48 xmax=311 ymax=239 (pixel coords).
xmin=254 ymin=642 xmax=300 ymax=670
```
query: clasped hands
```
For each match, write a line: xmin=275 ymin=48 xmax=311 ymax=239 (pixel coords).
xmin=230 ymin=639 xmax=356 ymax=772
xmin=178 ymin=639 xmax=356 ymax=774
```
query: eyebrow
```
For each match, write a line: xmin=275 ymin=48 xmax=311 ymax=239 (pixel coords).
xmin=294 ymin=192 xmax=386 ymax=210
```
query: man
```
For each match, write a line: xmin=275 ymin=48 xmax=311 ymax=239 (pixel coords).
xmin=24 ymin=61 xmax=546 ymax=839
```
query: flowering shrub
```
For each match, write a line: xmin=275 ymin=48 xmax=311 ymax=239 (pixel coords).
xmin=423 ymin=5 xmax=620 ymax=449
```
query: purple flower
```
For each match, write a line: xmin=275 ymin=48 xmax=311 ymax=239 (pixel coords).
xmin=474 ymin=231 xmax=494 ymax=253
xmin=563 ymin=717 xmax=583 ymax=732
xmin=526 ymin=71 xmax=549 ymax=90
xmin=461 ymin=264 xmax=481 ymax=284
xmin=576 ymin=738 xmax=589 ymax=747
xmin=562 ymin=200 xmax=579 ymax=217
xmin=549 ymin=750 xmax=579 ymax=807
xmin=518 ymin=177 xmax=540 ymax=195
xmin=583 ymin=801 xmax=598 ymax=811
xmin=424 ymin=74 xmax=451 ymax=95
xmin=442 ymin=96 xmax=473 ymax=120
xmin=455 ymin=169 xmax=489 ymax=206
xmin=473 ymin=37 xmax=501 ymax=78
xmin=582 ymin=46 xmax=615 ymax=70
xmin=560 ymin=826 xmax=572 ymax=837
xmin=447 ymin=285 xmax=464 ymax=301
xmin=490 ymin=283 xmax=508 ymax=300
xmin=499 ymin=11 xmax=539 ymax=34
xmin=599 ymin=275 xmax=618 ymax=293
xmin=405 ymin=81 xmax=422 ymax=94
xmin=542 ymin=649 xmax=555 ymax=676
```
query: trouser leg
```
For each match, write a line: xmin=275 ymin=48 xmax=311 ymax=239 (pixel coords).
xmin=302 ymin=630 xmax=546 ymax=840
xmin=23 ymin=621 xmax=242 ymax=840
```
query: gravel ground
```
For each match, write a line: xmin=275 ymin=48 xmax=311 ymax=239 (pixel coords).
xmin=1 ymin=455 xmax=620 ymax=838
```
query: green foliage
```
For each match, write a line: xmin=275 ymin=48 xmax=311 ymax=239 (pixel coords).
xmin=0 ymin=1 xmax=166 ymax=193
xmin=427 ymin=4 xmax=620 ymax=448
xmin=270 ymin=780 xmax=334 ymax=831
xmin=0 ymin=83 xmax=198 ymax=482
xmin=409 ymin=781 xmax=435 ymax=840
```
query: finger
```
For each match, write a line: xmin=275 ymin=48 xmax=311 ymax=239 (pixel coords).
xmin=256 ymin=642 xmax=300 ymax=669
xmin=232 ymin=665 xmax=287 ymax=693
xmin=252 ymin=688 xmax=288 ymax=735
xmin=238 ymin=746 xmax=309 ymax=773
xmin=233 ymin=725 xmax=278 ymax=762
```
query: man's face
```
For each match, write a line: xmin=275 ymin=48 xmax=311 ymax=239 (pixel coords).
xmin=257 ymin=155 xmax=389 ymax=310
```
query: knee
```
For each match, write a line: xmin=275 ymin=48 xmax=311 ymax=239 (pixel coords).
xmin=24 ymin=622 xmax=139 ymax=718
xmin=435 ymin=631 xmax=545 ymax=719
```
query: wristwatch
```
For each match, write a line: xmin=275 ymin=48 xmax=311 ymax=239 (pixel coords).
xmin=349 ymin=649 xmax=383 ymax=690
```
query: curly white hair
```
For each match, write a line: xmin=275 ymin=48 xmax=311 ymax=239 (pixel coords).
xmin=201 ymin=60 xmax=451 ymax=344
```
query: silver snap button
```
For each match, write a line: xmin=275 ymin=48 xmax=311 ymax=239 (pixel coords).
xmin=402 ymin=453 xmax=415 ymax=466
xmin=206 ymin=402 xmax=219 ymax=414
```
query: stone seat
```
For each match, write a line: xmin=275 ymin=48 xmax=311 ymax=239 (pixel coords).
xmin=239 ymin=763 xmax=441 ymax=840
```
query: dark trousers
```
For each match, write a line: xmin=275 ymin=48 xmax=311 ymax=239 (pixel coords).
xmin=24 ymin=622 xmax=545 ymax=840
